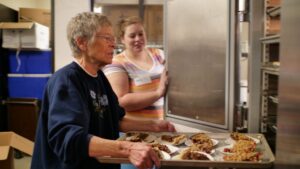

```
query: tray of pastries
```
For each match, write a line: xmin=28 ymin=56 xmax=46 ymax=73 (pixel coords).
xmin=96 ymin=132 xmax=275 ymax=168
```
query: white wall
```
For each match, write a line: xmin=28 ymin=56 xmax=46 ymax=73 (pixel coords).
xmin=36 ymin=0 xmax=51 ymax=9
xmin=54 ymin=0 xmax=90 ymax=70
xmin=0 ymin=0 xmax=50 ymax=10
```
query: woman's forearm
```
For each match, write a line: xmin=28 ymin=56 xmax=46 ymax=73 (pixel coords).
xmin=119 ymin=91 xmax=161 ymax=111
xmin=88 ymin=136 xmax=131 ymax=158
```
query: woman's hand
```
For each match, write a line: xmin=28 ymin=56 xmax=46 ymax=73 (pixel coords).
xmin=156 ymin=68 xmax=168 ymax=98
xmin=124 ymin=142 xmax=160 ymax=169
xmin=152 ymin=120 xmax=176 ymax=132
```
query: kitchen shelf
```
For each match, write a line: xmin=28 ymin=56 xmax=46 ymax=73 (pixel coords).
xmin=260 ymin=34 xmax=280 ymax=44
xmin=262 ymin=66 xmax=280 ymax=75
xmin=267 ymin=123 xmax=277 ymax=134
xmin=264 ymin=0 xmax=281 ymax=36
xmin=267 ymin=6 xmax=281 ymax=17
xmin=262 ymin=89 xmax=278 ymax=96
xmin=260 ymin=1 xmax=281 ymax=150
xmin=269 ymin=95 xmax=279 ymax=104
xmin=266 ymin=0 xmax=281 ymax=8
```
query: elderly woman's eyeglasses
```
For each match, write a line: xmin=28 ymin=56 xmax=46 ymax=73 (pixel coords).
xmin=95 ymin=35 xmax=116 ymax=43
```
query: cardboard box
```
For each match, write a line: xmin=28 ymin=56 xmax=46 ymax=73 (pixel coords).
xmin=19 ymin=8 xmax=51 ymax=28
xmin=0 ymin=131 xmax=34 ymax=169
xmin=0 ymin=22 xmax=49 ymax=49
xmin=6 ymin=98 xmax=40 ymax=141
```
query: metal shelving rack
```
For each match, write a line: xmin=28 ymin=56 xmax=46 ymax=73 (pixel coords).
xmin=260 ymin=0 xmax=281 ymax=153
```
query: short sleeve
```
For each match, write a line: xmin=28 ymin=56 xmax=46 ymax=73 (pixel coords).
xmin=149 ymin=48 xmax=165 ymax=64
xmin=103 ymin=56 xmax=126 ymax=76
xmin=158 ymin=49 xmax=165 ymax=63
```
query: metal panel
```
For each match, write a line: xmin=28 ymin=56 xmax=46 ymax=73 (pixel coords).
xmin=275 ymin=0 xmax=300 ymax=168
xmin=165 ymin=0 xmax=233 ymax=129
xmin=248 ymin=0 xmax=264 ymax=133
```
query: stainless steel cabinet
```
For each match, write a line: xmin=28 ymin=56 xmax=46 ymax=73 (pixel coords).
xmin=260 ymin=0 xmax=281 ymax=152
xmin=164 ymin=0 xmax=236 ymax=131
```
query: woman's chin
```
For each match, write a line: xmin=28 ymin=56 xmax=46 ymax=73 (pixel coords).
xmin=133 ymin=47 xmax=143 ymax=52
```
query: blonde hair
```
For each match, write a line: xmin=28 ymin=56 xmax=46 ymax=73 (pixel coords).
xmin=117 ymin=16 xmax=143 ymax=40
xmin=67 ymin=12 xmax=112 ymax=57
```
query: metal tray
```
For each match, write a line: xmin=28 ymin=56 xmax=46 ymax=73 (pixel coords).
xmin=96 ymin=132 xmax=275 ymax=168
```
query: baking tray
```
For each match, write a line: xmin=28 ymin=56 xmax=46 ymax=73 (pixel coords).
xmin=96 ymin=132 xmax=275 ymax=168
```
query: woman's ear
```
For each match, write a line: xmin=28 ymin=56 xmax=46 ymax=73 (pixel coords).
xmin=75 ymin=37 xmax=88 ymax=51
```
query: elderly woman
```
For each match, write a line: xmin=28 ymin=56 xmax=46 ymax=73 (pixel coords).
xmin=30 ymin=12 xmax=175 ymax=169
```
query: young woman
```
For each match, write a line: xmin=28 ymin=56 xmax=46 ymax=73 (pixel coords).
xmin=103 ymin=16 xmax=168 ymax=121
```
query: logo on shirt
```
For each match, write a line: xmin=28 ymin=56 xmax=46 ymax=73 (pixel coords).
xmin=90 ymin=90 xmax=96 ymax=99
xmin=90 ymin=90 xmax=109 ymax=119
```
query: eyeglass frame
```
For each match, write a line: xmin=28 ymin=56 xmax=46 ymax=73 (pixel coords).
xmin=94 ymin=34 xmax=116 ymax=43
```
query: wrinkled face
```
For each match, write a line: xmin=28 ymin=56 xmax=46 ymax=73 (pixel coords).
xmin=121 ymin=23 xmax=147 ymax=53
xmin=86 ymin=26 xmax=115 ymax=67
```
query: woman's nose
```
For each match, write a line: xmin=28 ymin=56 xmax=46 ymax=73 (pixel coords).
xmin=134 ymin=36 xmax=141 ymax=41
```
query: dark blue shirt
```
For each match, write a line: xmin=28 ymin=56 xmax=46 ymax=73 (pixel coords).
xmin=31 ymin=62 xmax=125 ymax=169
